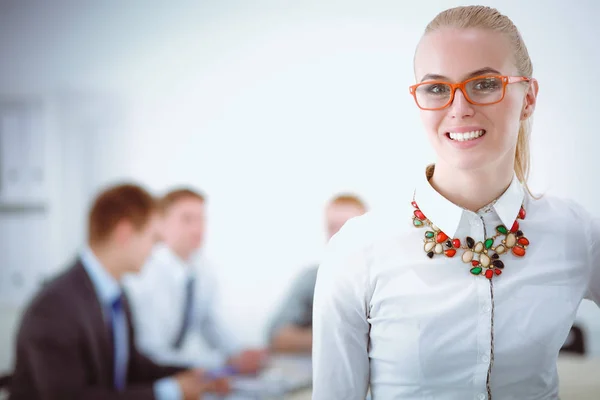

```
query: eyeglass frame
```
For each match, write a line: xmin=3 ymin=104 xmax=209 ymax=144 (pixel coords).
xmin=408 ymin=75 xmax=535 ymax=111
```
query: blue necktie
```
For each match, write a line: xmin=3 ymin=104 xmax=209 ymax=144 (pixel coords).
xmin=172 ymin=276 xmax=195 ymax=349
xmin=110 ymin=295 xmax=129 ymax=391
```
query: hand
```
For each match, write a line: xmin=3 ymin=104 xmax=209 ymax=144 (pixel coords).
xmin=205 ymin=376 xmax=232 ymax=396
xmin=228 ymin=348 xmax=269 ymax=375
xmin=269 ymin=325 xmax=312 ymax=354
xmin=174 ymin=368 xmax=211 ymax=400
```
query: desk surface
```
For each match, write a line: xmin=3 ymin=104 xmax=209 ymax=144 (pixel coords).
xmin=556 ymin=355 xmax=600 ymax=400
xmin=285 ymin=390 xmax=311 ymax=400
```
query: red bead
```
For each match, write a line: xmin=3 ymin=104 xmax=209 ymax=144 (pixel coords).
xmin=495 ymin=269 xmax=502 ymax=275
xmin=485 ymin=269 xmax=494 ymax=279
xmin=436 ymin=232 xmax=448 ymax=243
xmin=445 ymin=249 xmax=456 ymax=257
xmin=512 ymin=246 xmax=526 ymax=257
xmin=517 ymin=237 xmax=529 ymax=246
xmin=472 ymin=260 xmax=480 ymax=267
xmin=411 ymin=201 xmax=418 ymax=208
xmin=414 ymin=210 xmax=426 ymax=220
xmin=510 ymin=220 xmax=519 ymax=233
xmin=518 ymin=207 xmax=526 ymax=220
xmin=452 ymin=238 xmax=461 ymax=248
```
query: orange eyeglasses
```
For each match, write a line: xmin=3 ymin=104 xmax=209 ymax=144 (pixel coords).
xmin=409 ymin=75 xmax=533 ymax=111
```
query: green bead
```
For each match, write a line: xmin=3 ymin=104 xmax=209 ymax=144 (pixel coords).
xmin=425 ymin=231 xmax=434 ymax=238
xmin=413 ymin=218 xmax=423 ymax=227
xmin=496 ymin=225 xmax=508 ymax=234
xmin=484 ymin=238 xmax=494 ymax=249
xmin=470 ymin=267 xmax=482 ymax=275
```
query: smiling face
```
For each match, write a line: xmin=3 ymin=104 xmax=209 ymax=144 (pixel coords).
xmin=414 ymin=27 xmax=536 ymax=173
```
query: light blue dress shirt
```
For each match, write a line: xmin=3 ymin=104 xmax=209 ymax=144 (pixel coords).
xmin=80 ymin=247 xmax=182 ymax=400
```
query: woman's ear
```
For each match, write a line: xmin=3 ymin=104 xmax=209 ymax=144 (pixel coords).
xmin=521 ymin=79 xmax=539 ymax=120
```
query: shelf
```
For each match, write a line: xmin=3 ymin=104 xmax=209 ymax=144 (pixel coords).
xmin=0 ymin=203 xmax=47 ymax=214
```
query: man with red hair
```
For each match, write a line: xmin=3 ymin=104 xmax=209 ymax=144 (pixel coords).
xmin=10 ymin=183 xmax=225 ymax=400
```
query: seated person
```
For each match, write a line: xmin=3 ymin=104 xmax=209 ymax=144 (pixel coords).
xmin=9 ymin=183 xmax=227 ymax=400
xmin=267 ymin=193 xmax=367 ymax=354
xmin=124 ymin=188 xmax=266 ymax=385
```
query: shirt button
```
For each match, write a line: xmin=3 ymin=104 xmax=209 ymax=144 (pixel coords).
xmin=478 ymin=394 xmax=486 ymax=400
xmin=482 ymin=355 xmax=490 ymax=363
xmin=482 ymin=306 xmax=491 ymax=314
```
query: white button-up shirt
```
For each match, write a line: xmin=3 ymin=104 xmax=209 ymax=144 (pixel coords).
xmin=124 ymin=244 xmax=242 ymax=370
xmin=312 ymin=170 xmax=600 ymax=400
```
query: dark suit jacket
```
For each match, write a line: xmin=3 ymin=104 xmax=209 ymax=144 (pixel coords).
xmin=9 ymin=260 xmax=184 ymax=400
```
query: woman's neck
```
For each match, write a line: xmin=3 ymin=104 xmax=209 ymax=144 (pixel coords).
xmin=429 ymin=161 xmax=514 ymax=212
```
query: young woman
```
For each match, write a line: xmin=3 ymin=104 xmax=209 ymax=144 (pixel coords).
xmin=311 ymin=5 xmax=600 ymax=400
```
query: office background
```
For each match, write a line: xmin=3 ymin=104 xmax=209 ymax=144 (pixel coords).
xmin=1 ymin=0 xmax=599 ymax=375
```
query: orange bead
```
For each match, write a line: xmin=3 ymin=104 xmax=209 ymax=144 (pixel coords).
xmin=445 ymin=249 xmax=456 ymax=257
xmin=436 ymin=232 xmax=449 ymax=243
xmin=414 ymin=210 xmax=426 ymax=220
xmin=512 ymin=246 xmax=526 ymax=257
xmin=510 ymin=220 xmax=519 ymax=233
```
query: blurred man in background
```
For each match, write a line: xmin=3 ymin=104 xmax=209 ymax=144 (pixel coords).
xmin=125 ymin=188 xmax=266 ymax=388
xmin=9 ymin=183 xmax=225 ymax=400
xmin=267 ymin=193 xmax=367 ymax=354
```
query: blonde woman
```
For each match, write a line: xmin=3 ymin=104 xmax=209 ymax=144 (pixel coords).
xmin=311 ymin=5 xmax=600 ymax=400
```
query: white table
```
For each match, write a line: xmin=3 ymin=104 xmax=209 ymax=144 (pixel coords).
xmin=556 ymin=355 xmax=600 ymax=399
xmin=285 ymin=389 xmax=311 ymax=400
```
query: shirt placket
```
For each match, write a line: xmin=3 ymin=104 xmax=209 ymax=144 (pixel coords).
xmin=469 ymin=212 xmax=493 ymax=400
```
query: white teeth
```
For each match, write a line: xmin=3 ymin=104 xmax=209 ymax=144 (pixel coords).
xmin=448 ymin=130 xmax=485 ymax=141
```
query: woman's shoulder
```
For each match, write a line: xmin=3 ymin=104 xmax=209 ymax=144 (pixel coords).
xmin=528 ymin=193 xmax=595 ymax=223
xmin=328 ymin=204 xmax=414 ymax=252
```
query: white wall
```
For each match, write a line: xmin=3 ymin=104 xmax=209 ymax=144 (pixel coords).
xmin=1 ymin=0 xmax=599 ymax=364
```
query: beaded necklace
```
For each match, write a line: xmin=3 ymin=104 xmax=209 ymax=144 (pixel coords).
xmin=411 ymin=200 xmax=529 ymax=279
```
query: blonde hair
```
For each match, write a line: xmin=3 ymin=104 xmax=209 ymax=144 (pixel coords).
xmin=422 ymin=6 xmax=536 ymax=196
xmin=328 ymin=193 xmax=367 ymax=212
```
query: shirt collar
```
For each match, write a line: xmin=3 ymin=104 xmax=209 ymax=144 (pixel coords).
xmin=414 ymin=165 xmax=525 ymax=238
xmin=80 ymin=246 xmax=122 ymax=306
xmin=151 ymin=243 xmax=196 ymax=280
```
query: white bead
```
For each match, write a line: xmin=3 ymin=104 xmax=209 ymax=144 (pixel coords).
xmin=505 ymin=233 xmax=517 ymax=248
xmin=462 ymin=250 xmax=474 ymax=263
xmin=474 ymin=242 xmax=484 ymax=253
xmin=480 ymin=254 xmax=491 ymax=267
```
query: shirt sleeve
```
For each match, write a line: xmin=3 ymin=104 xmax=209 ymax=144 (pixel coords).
xmin=311 ymin=217 xmax=371 ymax=400
xmin=585 ymin=214 xmax=600 ymax=306
xmin=266 ymin=267 xmax=317 ymax=341
xmin=153 ymin=377 xmax=182 ymax=400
